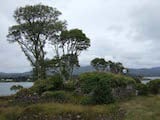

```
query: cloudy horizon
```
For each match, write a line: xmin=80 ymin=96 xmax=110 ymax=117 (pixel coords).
xmin=1 ymin=0 xmax=160 ymax=73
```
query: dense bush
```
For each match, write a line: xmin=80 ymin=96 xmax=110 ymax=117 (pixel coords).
xmin=31 ymin=74 xmax=63 ymax=95
xmin=80 ymin=96 xmax=93 ymax=105
xmin=63 ymin=80 xmax=76 ymax=91
xmin=10 ymin=85 xmax=23 ymax=91
xmin=79 ymin=72 xmax=136 ymax=94
xmin=136 ymin=83 xmax=149 ymax=95
xmin=132 ymin=76 xmax=142 ymax=83
xmin=79 ymin=72 xmax=110 ymax=94
xmin=92 ymin=79 xmax=114 ymax=104
xmin=147 ymin=79 xmax=160 ymax=94
xmin=41 ymin=91 xmax=69 ymax=103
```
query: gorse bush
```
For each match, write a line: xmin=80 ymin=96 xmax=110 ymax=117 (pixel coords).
xmin=136 ymin=83 xmax=149 ymax=95
xmin=147 ymin=79 xmax=160 ymax=94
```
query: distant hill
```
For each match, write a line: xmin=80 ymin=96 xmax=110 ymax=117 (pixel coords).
xmin=128 ymin=67 xmax=160 ymax=77
xmin=73 ymin=66 xmax=94 ymax=75
xmin=1 ymin=66 xmax=160 ymax=79
xmin=0 ymin=72 xmax=32 ymax=79
xmin=74 ymin=66 xmax=160 ymax=77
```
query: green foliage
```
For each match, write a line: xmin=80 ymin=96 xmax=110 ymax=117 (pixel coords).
xmin=80 ymin=96 xmax=93 ymax=105
xmin=31 ymin=74 xmax=63 ymax=94
xmin=132 ymin=76 xmax=142 ymax=83
xmin=63 ymin=80 xmax=76 ymax=91
xmin=56 ymin=29 xmax=90 ymax=80
xmin=92 ymin=79 xmax=114 ymax=104
xmin=10 ymin=85 xmax=23 ymax=91
xmin=15 ymin=88 xmax=33 ymax=97
xmin=79 ymin=72 xmax=135 ymax=94
xmin=91 ymin=58 xmax=107 ymax=71
xmin=60 ymin=29 xmax=90 ymax=52
xmin=136 ymin=83 xmax=149 ymax=95
xmin=108 ymin=61 xmax=125 ymax=74
xmin=1 ymin=95 xmax=160 ymax=120
xmin=7 ymin=4 xmax=66 ymax=80
xmin=79 ymin=72 xmax=100 ymax=94
xmin=113 ymin=74 xmax=136 ymax=87
xmin=41 ymin=91 xmax=68 ymax=103
xmin=79 ymin=72 xmax=135 ymax=104
xmin=147 ymin=79 xmax=160 ymax=94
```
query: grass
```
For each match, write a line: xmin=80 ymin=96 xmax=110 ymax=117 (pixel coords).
xmin=0 ymin=97 xmax=121 ymax=120
xmin=120 ymin=95 xmax=160 ymax=120
xmin=0 ymin=95 xmax=159 ymax=120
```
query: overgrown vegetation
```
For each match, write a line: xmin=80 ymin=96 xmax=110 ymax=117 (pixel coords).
xmin=121 ymin=95 xmax=160 ymax=120
xmin=147 ymin=79 xmax=160 ymax=94
xmin=11 ymin=72 xmax=137 ymax=106
xmin=10 ymin=85 xmax=23 ymax=92
xmin=136 ymin=83 xmax=149 ymax=95
xmin=2 ymin=3 xmax=160 ymax=120
xmin=0 ymin=95 xmax=160 ymax=120
xmin=79 ymin=72 xmax=135 ymax=94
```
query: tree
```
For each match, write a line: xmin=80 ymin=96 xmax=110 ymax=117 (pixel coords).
xmin=90 ymin=59 xmax=126 ymax=74
xmin=108 ymin=61 xmax=125 ymax=74
xmin=7 ymin=4 xmax=66 ymax=80
xmin=50 ymin=29 xmax=90 ymax=80
xmin=91 ymin=58 xmax=107 ymax=72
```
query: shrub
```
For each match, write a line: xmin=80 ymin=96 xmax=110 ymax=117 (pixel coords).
xmin=147 ymin=79 xmax=160 ymax=94
xmin=79 ymin=72 xmax=135 ymax=94
xmin=136 ymin=83 xmax=149 ymax=95
xmin=132 ymin=76 xmax=142 ymax=83
xmin=14 ymin=88 xmax=39 ymax=104
xmin=31 ymin=74 xmax=63 ymax=95
xmin=10 ymin=85 xmax=23 ymax=92
xmin=48 ymin=74 xmax=63 ymax=89
xmin=92 ymin=79 xmax=114 ymax=104
xmin=64 ymin=80 xmax=76 ymax=91
xmin=80 ymin=96 xmax=93 ymax=105
xmin=79 ymin=72 xmax=108 ymax=94
xmin=41 ymin=91 xmax=68 ymax=103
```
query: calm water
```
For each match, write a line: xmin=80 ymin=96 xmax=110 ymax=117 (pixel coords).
xmin=0 ymin=82 xmax=33 ymax=96
xmin=142 ymin=77 xmax=160 ymax=84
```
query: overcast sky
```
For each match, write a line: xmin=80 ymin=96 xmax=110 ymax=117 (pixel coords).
xmin=1 ymin=0 xmax=160 ymax=73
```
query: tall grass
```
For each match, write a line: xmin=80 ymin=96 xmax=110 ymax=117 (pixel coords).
xmin=0 ymin=95 xmax=159 ymax=120
xmin=121 ymin=95 xmax=160 ymax=120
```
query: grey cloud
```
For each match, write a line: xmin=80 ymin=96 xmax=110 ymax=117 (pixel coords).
xmin=1 ymin=0 xmax=160 ymax=72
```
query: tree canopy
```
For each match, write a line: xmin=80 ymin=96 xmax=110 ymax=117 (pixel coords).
xmin=49 ymin=29 xmax=90 ymax=80
xmin=91 ymin=58 xmax=126 ymax=74
xmin=7 ymin=4 xmax=90 ymax=81
xmin=91 ymin=58 xmax=107 ymax=72
xmin=7 ymin=4 xmax=66 ymax=80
